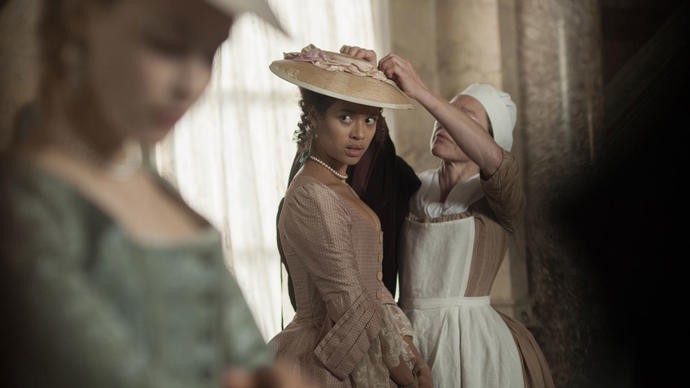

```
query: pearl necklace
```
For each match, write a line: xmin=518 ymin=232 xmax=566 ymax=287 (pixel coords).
xmin=309 ymin=155 xmax=348 ymax=180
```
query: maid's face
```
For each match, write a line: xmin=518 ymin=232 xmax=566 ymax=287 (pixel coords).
xmin=82 ymin=0 xmax=233 ymax=145
xmin=311 ymin=99 xmax=380 ymax=170
xmin=430 ymin=94 xmax=489 ymax=163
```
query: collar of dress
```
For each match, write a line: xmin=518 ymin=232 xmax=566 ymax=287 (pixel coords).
xmin=409 ymin=169 xmax=484 ymax=218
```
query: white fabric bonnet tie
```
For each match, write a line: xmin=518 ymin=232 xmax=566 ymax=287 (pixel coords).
xmin=459 ymin=83 xmax=517 ymax=151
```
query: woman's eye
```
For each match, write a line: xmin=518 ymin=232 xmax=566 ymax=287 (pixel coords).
xmin=365 ymin=117 xmax=377 ymax=125
xmin=340 ymin=115 xmax=352 ymax=123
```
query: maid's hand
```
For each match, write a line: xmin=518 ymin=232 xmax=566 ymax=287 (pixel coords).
xmin=378 ymin=53 xmax=431 ymax=102
xmin=340 ymin=45 xmax=377 ymax=66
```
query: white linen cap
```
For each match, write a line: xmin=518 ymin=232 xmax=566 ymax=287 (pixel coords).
xmin=459 ymin=83 xmax=517 ymax=151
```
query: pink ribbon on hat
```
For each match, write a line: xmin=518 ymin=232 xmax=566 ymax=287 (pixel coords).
xmin=284 ymin=44 xmax=333 ymax=63
xmin=283 ymin=44 xmax=390 ymax=82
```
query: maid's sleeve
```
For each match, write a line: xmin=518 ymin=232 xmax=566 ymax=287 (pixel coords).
xmin=480 ymin=149 xmax=525 ymax=233
xmin=280 ymin=183 xmax=384 ymax=380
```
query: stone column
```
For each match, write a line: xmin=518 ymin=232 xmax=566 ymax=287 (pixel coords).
xmin=0 ymin=0 xmax=42 ymax=149
xmin=388 ymin=0 xmax=439 ymax=172
xmin=435 ymin=0 xmax=504 ymax=97
xmin=517 ymin=0 xmax=603 ymax=385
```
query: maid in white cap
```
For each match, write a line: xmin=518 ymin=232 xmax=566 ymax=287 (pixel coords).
xmin=1 ymin=1 xmax=308 ymax=387
xmin=377 ymin=53 xmax=555 ymax=388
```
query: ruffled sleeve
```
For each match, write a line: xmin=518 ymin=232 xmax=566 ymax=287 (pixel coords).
xmin=379 ymin=304 xmax=416 ymax=368
xmin=350 ymin=304 xmax=417 ymax=387
xmin=480 ymin=149 xmax=525 ymax=232
xmin=280 ymin=182 xmax=384 ymax=380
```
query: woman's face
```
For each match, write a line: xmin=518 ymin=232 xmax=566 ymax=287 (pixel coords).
xmin=430 ymin=94 xmax=489 ymax=163
xmin=81 ymin=0 xmax=233 ymax=145
xmin=311 ymin=99 xmax=380 ymax=169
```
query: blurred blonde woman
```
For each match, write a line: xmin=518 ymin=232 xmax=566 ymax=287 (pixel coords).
xmin=0 ymin=1 xmax=311 ymax=387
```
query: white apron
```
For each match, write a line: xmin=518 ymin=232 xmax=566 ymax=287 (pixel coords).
xmin=399 ymin=202 xmax=524 ymax=387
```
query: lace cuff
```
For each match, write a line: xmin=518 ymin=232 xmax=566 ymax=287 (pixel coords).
xmin=350 ymin=304 xmax=416 ymax=387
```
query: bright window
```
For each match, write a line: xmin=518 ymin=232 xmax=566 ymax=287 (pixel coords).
xmin=155 ymin=0 xmax=385 ymax=340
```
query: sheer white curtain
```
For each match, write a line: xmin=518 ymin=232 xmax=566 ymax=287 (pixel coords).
xmin=155 ymin=0 xmax=385 ymax=340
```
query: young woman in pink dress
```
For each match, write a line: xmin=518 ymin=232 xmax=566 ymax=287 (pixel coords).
xmin=269 ymin=45 xmax=432 ymax=388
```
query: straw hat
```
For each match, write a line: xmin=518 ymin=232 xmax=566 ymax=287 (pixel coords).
xmin=270 ymin=44 xmax=413 ymax=110
xmin=205 ymin=0 xmax=285 ymax=34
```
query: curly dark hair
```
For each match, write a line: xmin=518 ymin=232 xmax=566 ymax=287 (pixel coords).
xmin=295 ymin=87 xmax=387 ymax=151
xmin=295 ymin=88 xmax=336 ymax=151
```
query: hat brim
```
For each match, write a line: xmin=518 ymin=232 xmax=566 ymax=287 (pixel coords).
xmin=270 ymin=59 xmax=413 ymax=110
xmin=205 ymin=0 xmax=286 ymax=35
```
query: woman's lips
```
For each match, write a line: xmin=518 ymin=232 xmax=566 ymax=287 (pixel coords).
xmin=435 ymin=132 xmax=452 ymax=142
xmin=434 ymin=132 xmax=458 ymax=148
xmin=345 ymin=146 xmax=364 ymax=157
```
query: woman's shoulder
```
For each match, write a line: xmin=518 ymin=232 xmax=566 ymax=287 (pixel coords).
xmin=1 ymin=156 xmax=105 ymax=256
xmin=282 ymin=174 xmax=351 ymax=219
xmin=286 ymin=174 xmax=343 ymax=202
xmin=2 ymin=156 xmax=79 ymax=220
xmin=481 ymin=148 xmax=520 ymax=182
